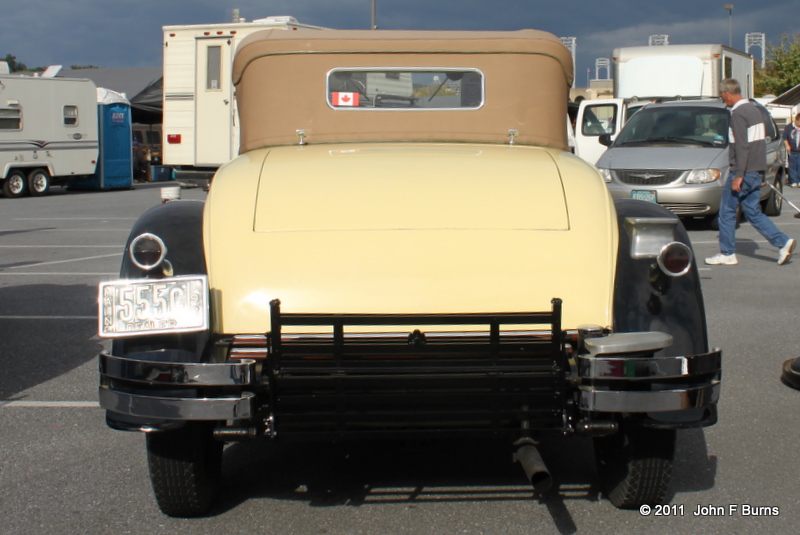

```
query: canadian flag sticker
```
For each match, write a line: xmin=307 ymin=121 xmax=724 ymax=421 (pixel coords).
xmin=331 ymin=92 xmax=359 ymax=107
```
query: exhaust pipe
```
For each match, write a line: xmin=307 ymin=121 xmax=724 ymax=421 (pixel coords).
xmin=513 ymin=439 xmax=552 ymax=493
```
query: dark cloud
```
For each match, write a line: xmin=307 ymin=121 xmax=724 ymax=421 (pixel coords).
xmin=1 ymin=0 xmax=797 ymax=85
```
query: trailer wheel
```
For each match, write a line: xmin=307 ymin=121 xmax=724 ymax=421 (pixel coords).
xmin=3 ymin=170 xmax=27 ymax=198
xmin=27 ymin=169 xmax=51 ymax=197
xmin=146 ymin=423 xmax=223 ymax=517
xmin=594 ymin=426 xmax=676 ymax=509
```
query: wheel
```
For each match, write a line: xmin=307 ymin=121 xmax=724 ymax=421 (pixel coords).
xmin=763 ymin=177 xmax=783 ymax=216
xmin=594 ymin=426 xmax=676 ymax=509
xmin=2 ymin=170 xmax=27 ymax=198
xmin=146 ymin=423 xmax=223 ymax=517
xmin=27 ymin=168 xmax=51 ymax=197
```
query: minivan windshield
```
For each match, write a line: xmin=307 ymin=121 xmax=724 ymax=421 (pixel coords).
xmin=613 ymin=106 xmax=729 ymax=148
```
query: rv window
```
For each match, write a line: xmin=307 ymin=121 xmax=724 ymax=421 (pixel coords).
xmin=64 ymin=106 xmax=78 ymax=126
xmin=0 ymin=108 xmax=21 ymax=130
xmin=326 ymin=69 xmax=484 ymax=110
xmin=207 ymin=46 xmax=221 ymax=91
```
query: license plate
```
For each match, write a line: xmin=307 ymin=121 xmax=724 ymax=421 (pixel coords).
xmin=99 ymin=275 xmax=208 ymax=337
xmin=632 ymin=190 xmax=657 ymax=203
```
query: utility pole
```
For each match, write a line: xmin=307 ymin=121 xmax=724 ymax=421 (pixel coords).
xmin=724 ymin=4 xmax=734 ymax=47
xmin=371 ymin=0 xmax=377 ymax=30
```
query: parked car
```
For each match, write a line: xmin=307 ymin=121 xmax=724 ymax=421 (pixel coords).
xmin=596 ymin=99 xmax=786 ymax=225
xmin=97 ymin=29 xmax=721 ymax=517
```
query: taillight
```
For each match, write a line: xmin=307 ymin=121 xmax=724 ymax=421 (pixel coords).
xmin=129 ymin=233 xmax=167 ymax=271
xmin=657 ymin=242 xmax=692 ymax=277
xmin=167 ymin=134 xmax=182 ymax=144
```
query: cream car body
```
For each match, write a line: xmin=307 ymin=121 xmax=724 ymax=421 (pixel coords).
xmin=98 ymin=29 xmax=721 ymax=517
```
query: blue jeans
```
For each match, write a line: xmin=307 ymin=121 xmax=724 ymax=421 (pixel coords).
xmin=718 ymin=171 xmax=790 ymax=255
xmin=790 ymin=153 xmax=800 ymax=185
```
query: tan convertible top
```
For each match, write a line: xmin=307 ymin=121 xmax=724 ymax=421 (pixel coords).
xmin=233 ymin=29 xmax=574 ymax=151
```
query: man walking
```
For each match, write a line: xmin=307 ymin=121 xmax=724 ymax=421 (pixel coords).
xmin=705 ymin=78 xmax=795 ymax=266
xmin=783 ymin=113 xmax=800 ymax=187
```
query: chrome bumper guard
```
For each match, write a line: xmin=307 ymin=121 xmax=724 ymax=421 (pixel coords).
xmin=98 ymin=352 xmax=258 ymax=421
xmin=576 ymin=332 xmax=722 ymax=413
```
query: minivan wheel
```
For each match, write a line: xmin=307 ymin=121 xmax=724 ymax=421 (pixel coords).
xmin=763 ymin=177 xmax=783 ymax=216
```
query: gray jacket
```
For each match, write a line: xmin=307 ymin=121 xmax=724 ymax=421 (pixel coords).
xmin=728 ymin=99 xmax=766 ymax=177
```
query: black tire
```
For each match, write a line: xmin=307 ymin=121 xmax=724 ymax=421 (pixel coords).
xmin=146 ymin=423 xmax=223 ymax=517
xmin=3 ymin=170 xmax=27 ymax=198
xmin=763 ymin=177 xmax=783 ymax=216
xmin=27 ymin=168 xmax=51 ymax=197
xmin=594 ymin=426 xmax=676 ymax=509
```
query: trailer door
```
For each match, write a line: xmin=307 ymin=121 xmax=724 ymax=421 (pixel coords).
xmin=195 ymin=37 xmax=235 ymax=167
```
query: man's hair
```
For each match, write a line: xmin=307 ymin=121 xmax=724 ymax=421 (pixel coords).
xmin=720 ymin=78 xmax=741 ymax=95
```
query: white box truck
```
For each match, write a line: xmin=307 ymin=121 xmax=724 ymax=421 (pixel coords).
xmin=0 ymin=74 xmax=100 ymax=197
xmin=574 ymin=44 xmax=755 ymax=164
xmin=161 ymin=15 xmax=326 ymax=180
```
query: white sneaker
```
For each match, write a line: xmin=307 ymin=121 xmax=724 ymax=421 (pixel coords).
xmin=705 ymin=253 xmax=738 ymax=265
xmin=778 ymin=238 xmax=796 ymax=265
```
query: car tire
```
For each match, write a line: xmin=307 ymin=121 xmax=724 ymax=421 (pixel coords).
xmin=27 ymin=168 xmax=51 ymax=197
xmin=146 ymin=423 xmax=223 ymax=517
xmin=594 ymin=426 xmax=676 ymax=509
xmin=763 ymin=176 xmax=783 ymax=216
xmin=3 ymin=170 xmax=28 ymax=198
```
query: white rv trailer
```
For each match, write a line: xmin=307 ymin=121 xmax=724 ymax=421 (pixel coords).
xmin=162 ymin=16 xmax=327 ymax=180
xmin=0 ymin=74 xmax=99 ymax=197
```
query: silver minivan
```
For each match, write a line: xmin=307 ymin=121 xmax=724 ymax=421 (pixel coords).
xmin=595 ymin=99 xmax=785 ymax=225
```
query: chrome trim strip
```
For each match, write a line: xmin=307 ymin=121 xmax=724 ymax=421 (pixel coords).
xmin=583 ymin=331 xmax=673 ymax=356
xmin=99 ymin=387 xmax=255 ymax=420
xmin=232 ymin=334 xmax=268 ymax=346
xmin=578 ymin=349 xmax=721 ymax=379
xmin=579 ymin=382 xmax=720 ymax=412
xmin=99 ymin=352 xmax=255 ymax=386
xmin=229 ymin=348 xmax=268 ymax=360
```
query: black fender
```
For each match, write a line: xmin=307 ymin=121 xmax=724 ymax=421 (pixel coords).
xmin=111 ymin=200 xmax=210 ymax=362
xmin=105 ymin=201 xmax=212 ymax=431
xmin=612 ymin=199 xmax=709 ymax=357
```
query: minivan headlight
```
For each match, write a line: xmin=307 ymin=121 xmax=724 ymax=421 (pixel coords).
xmin=685 ymin=168 xmax=721 ymax=184
xmin=597 ymin=168 xmax=613 ymax=183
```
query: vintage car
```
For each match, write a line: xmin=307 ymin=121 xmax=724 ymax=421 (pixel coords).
xmin=97 ymin=29 xmax=721 ymax=517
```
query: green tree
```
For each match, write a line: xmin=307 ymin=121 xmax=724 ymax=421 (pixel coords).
xmin=755 ymin=33 xmax=800 ymax=96
xmin=2 ymin=54 xmax=27 ymax=72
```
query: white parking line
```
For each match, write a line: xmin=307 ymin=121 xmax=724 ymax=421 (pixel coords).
xmin=0 ymin=401 xmax=100 ymax=408
xmin=5 ymin=253 xmax=122 ymax=269
xmin=11 ymin=218 xmax=138 ymax=221
xmin=0 ymin=273 xmax=117 ymax=276
xmin=0 ymin=315 xmax=96 ymax=320
xmin=0 ymin=245 xmax=120 ymax=248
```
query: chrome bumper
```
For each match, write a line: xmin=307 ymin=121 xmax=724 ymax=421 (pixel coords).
xmin=576 ymin=332 xmax=722 ymax=413
xmin=98 ymin=352 xmax=258 ymax=421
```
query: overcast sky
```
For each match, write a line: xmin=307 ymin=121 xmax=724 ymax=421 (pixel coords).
xmin=2 ymin=0 xmax=797 ymax=87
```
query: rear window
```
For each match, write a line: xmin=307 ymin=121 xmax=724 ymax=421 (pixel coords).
xmin=327 ymin=69 xmax=484 ymax=110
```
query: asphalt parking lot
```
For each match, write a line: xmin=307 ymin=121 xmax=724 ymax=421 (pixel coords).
xmin=1 ymin=180 xmax=800 ymax=534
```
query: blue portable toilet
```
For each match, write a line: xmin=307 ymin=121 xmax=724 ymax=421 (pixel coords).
xmin=69 ymin=88 xmax=133 ymax=190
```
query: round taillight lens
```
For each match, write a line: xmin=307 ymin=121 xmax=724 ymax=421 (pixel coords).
xmin=129 ymin=233 xmax=167 ymax=271
xmin=657 ymin=242 xmax=692 ymax=277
